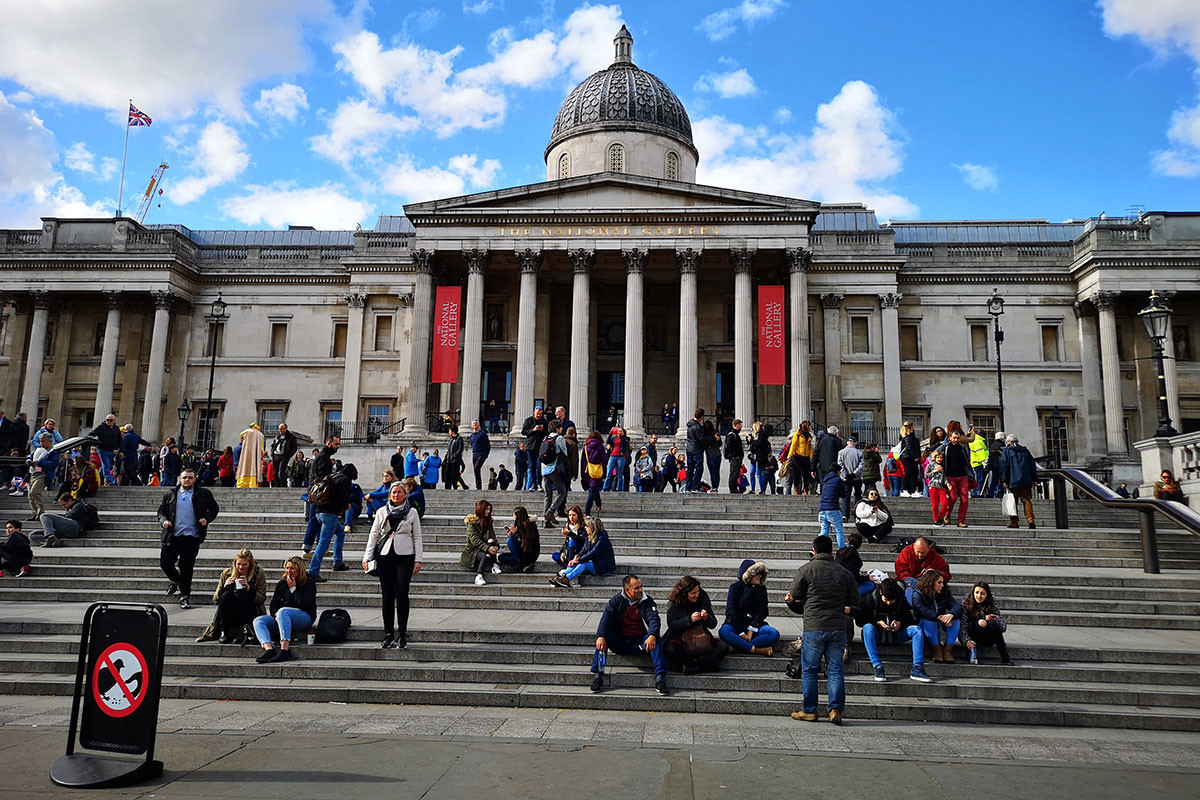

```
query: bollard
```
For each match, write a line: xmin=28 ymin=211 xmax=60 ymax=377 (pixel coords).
xmin=1137 ymin=509 xmax=1161 ymax=574
xmin=1052 ymin=476 xmax=1069 ymax=530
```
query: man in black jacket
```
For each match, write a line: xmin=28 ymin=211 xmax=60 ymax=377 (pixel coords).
xmin=469 ymin=419 xmax=491 ymax=491
xmin=785 ymin=534 xmax=859 ymax=724
xmin=590 ymin=575 xmax=668 ymax=695
xmin=270 ymin=423 xmax=298 ymax=488
xmin=444 ymin=425 xmax=466 ymax=490
xmin=88 ymin=414 xmax=122 ymax=486
xmin=308 ymin=466 xmax=351 ymax=581
xmin=520 ymin=407 xmax=547 ymax=490
xmin=10 ymin=413 xmax=30 ymax=456
xmin=813 ymin=425 xmax=843 ymax=482
xmin=302 ymin=437 xmax=339 ymax=556
xmin=856 ymin=577 xmax=931 ymax=683
xmin=724 ymin=418 xmax=744 ymax=494
xmin=157 ymin=468 xmax=219 ymax=609
xmin=684 ymin=408 xmax=705 ymax=492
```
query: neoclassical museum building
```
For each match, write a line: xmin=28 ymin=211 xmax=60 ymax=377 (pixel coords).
xmin=0 ymin=27 xmax=1197 ymax=478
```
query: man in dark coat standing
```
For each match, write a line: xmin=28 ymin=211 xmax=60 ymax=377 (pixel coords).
xmin=269 ymin=423 xmax=298 ymax=488
xmin=121 ymin=425 xmax=151 ymax=486
xmin=813 ymin=425 xmax=844 ymax=482
xmin=10 ymin=413 xmax=30 ymax=456
xmin=520 ymin=407 xmax=548 ymax=491
xmin=469 ymin=419 xmax=491 ymax=491
xmin=157 ymin=468 xmax=219 ymax=609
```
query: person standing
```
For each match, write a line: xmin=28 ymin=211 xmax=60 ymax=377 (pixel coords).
xmin=10 ymin=413 xmax=30 ymax=457
xmin=308 ymin=464 xmax=351 ymax=582
xmin=541 ymin=420 xmax=569 ymax=527
xmin=520 ymin=407 xmax=548 ymax=491
xmin=967 ymin=426 xmax=989 ymax=497
xmin=723 ymin=419 xmax=744 ymax=495
xmin=270 ymin=423 xmax=298 ymax=488
xmin=836 ymin=435 xmax=864 ymax=520
xmin=937 ymin=429 xmax=973 ymax=528
xmin=897 ymin=420 xmax=921 ymax=497
xmin=469 ymin=419 xmax=491 ymax=491
xmin=403 ymin=444 xmax=420 ymax=480
xmin=363 ymin=481 xmax=423 ymax=650
xmin=444 ymin=425 xmax=465 ymax=490
xmin=785 ymin=421 xmax=814 ymax=495
xmin=27 ymin=433 xmax=59 ymax=521
xmin=817 ymin=469 xmax=847 ymax=548
xmin=1000 ymin=434 xmax=1038 ymax=529
xmin=88 ymin=414 xmax=122 ymax=486
xmin=235 ymin=424 xmax=266 ymax=488
xmin=786 ymin=535 xmax=860 ymax=725
xmin=701 ymin=420 xmax=721 ymax=490
xmin=814 ymin=425 xmax=843 ymax=484
xmin=157 ymin=468 xmax=220 ymax=609
xmin=684 ymin=408 xmax=705 ymax=492
xmin=119 ymin=425 xmax=149 ymax=486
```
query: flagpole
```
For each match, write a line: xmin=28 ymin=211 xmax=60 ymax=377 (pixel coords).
xmin=116 ymin=99 xmax=131 ymax=218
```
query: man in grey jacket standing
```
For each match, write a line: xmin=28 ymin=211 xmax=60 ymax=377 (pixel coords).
xmin=785 ymin=534 xmax=860 ymax=725
xmin=836 ymin=435 xmax=864 ymax=520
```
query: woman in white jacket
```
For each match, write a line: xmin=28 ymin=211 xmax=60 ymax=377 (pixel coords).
xmin=854 ymin=487 xmax=894 ymax=543
xmin=362 ymin=482 xmax=423 ymax=650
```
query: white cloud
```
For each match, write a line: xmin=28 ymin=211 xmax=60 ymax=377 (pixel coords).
xmin=953 ymin=162 xmax=999 ymax=191
xmin=381 ymin=153 xmax=503 ymax=202
xmin=697 ymin=0 xmax=786 ymax=42
xmin=0 ymin=93 xmax=108 ymax=226
xmin=170 ymin=121 xmax=250 ymax=204
xmin=310 ymin=100 xmax=420 ymax=165
xmin=222 ymin=181 xmax=369 ymax=229
xmin=695 ymin=68 xmax=759 ymax=98
xmin=6 ymin=90 xmax=33 ymax=105
xmin=1099 ymin=0 xmax=1200 ymax=176
xmin=556 ymin=4 xmax=626 ymax=80
xmin=63 ymin=142 xmax=119 ymax=180
xmin=463 ymin=0 xmax=500 ymax=13
xmin=254 ymin=83 xmax=309 ymax=122
xmin=0 ymin=1 xmax=334 ymax=120
xmin=774 ymin=106 xmax=792 ymax=123
xmin=695 ymin=80 xmax=917 ymax=219
xmin=461 ymin=29 xmax=561 ymax=87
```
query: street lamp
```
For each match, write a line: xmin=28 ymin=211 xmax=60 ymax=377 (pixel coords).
xmin=986 ymin=288 xmax=1006 ymax=432
xmin=1049 ymin=406 xmax=1064 ymax=469
xmin=1138 ymin=290 xmax=1178 ymax=437
xmin=176 ymin=398 xmax=191 ymax=451
xmin=204 ymin=294 xmax=228 ymax=450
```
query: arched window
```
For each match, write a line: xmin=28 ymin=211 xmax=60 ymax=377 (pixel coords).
xmin=558 ymin=152 xmax=570 ymax=179
xmin=608 ymin=143 xmax=625 ymax=173
xmin=666 ymin=151 xmax=679 ymax=180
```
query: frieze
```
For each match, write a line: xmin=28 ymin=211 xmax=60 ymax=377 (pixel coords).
xmin=496 ymin=224 xmax=724 ymax=238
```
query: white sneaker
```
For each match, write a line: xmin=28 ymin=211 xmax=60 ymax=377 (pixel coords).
xmin=474 ymin=574 xmax=487 ymax=586
xmin=490 ymin=563 xmax=502 ymax=575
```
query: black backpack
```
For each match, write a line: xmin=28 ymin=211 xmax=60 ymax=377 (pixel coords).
xmin=539 ymin=435 xmax=560 ymax=466
xmin=894 ymin=536 xmax=948 ymax=556
xmin=314 ymin=608 xmax=352 ymax=643
xmin=82 ymin=502 xmax=100 ymax=531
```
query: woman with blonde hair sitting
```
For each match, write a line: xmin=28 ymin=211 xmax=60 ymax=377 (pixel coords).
xmin=197 ymin=548 xmax=267 ymax=645
xmin=252 ymin=556 xmax=317 ymax=663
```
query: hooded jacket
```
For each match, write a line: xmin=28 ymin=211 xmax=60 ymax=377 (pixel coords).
xmin=723 ymin=559 xmax=770 ymax=633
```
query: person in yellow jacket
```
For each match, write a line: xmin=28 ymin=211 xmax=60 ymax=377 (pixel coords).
xmin=784 ymin=421 xmax=814 ymax=495
xmin=966 ymin=425 xmax=989 ymax=497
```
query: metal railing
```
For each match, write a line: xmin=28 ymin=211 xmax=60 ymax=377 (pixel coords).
xmin=1040 ymin=467 xmax=1200 ymax=574
xmin=325 ymin=418 xmax=406 ymax=444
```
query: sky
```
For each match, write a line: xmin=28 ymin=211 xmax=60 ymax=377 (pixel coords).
xmin=1 ymin=0 xmax=1199 ymax=230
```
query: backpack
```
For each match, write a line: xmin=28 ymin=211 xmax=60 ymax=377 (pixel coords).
xmin=894 ymin=535 xmax=947 ymax=556
xmin=885 ymin=455 xmax=898 ymax=473
xmin=314 ymin=608 xmax=352 ymax=643
xmin=82 ymin=502 xmax=100 ymax=531
xmin=539 ymin=435 xmax=560 ymax=466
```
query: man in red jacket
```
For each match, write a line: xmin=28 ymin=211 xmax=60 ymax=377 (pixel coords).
xmin=895 ymin=537 xmax=950 ymax=603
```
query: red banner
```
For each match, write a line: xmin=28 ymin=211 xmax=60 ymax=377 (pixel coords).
xmin=758 ymin=285 xmax=786 ymax=385
xmin=431 ymin=286 xmax=461 ymax=384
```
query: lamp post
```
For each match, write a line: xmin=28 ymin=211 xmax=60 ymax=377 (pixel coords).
xmin=204 ymin=294 xmax=228 ymax=450
xmin=176 ymin=398 xmax=191 ymax=452
xmin=1049 ymin=405 xmax=1064 ymax=469
xmin=1138 ymin=290 xmax=1178 ymax=437
xmin=1049 ymin=405 xmax=1068 ymax=529
xmin=986 ymin=288 xmax=1006 ymax=432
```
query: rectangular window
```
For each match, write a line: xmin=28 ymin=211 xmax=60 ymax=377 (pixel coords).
xmin=195 ymin=407 xmax=220 ymax=451
xmin=269 ymin=323 xmax=288 ymax=358
xmin=849 ymin=408 xmax=875 ymax=442
xmin=969 ymin=414 xmax=997 ymax=443
xmin=203 ymin=322 xmax=225 ymax=357
xmin=1042 ymin=413 xmax=1071 ymax=463
xmin=970 ymin=324 xmax=989 ymax=361
xmin=259 ymin=406 xmax=285 ymax=433
xmin=902 ymin=409 xmax=929 ymax=438
xmin=367 ymin=404 xmax=390 ymax=437
xmin=323 ymin=407 xmax=342 ymax=440
xmin=332 ymin=322 xmax=347 ymax=357
xmin=93 ymin=321 xmax=106 ymax=356
xmin=1041 ymin=325 xmax=1060 ymax=361
xmin=899 ymin=323 xmax=920 ymax=361
xmin=1116 ymin=324 xmax=1128 ymax=361
xmin=374 ymin=316 xmax=393 ymax=350
xmin=849 ymin=316 xmax=869 ymax=354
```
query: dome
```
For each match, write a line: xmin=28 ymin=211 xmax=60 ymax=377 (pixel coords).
xmin=545 ymin=26 xmax=696 ymax=160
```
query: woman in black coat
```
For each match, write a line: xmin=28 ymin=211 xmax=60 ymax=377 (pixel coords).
xmin=717 ymin=559 xmax=779 ymax=656
xmin=251 ymin=557 xmax=317 ymax=664
xmin=663 ymin=575 xmax=729 ymax=674
xmin=898 ymin=420 xmax=921 ymax=497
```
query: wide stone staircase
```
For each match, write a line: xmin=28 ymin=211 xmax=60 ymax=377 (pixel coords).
xmin=2 ymin=487 xmax=1199 ymax=731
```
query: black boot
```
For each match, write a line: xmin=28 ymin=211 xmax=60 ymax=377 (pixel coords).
xmin=998 ymin=642 xmax=1013 ymax=664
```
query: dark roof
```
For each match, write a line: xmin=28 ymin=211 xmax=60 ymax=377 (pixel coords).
xmin=149 ymin=225 xmax=353 ymax=246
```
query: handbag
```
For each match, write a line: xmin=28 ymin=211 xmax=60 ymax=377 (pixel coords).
xmin=777 ymin=459 xmax=790 ymax=478
xmin=587 ymin=459 xmax=603 ymax=480
xmin=680 ymin=623 xmax=714 ymax=658
xmin=1001 ymin=492 xmax=1017 ymax=517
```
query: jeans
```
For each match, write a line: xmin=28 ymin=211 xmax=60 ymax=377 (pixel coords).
xmin=524 ymin=464 xmax=542 ymax=490
xmin=602 ymin=456 xmax=627 ymax=491
xmin=308 ymin=512 xmax=344 ymax=575
xmin=727 ymin=457 xmax=742 ymax=494
xmin=585 ymin=481 xmax=603 ymax=514
xmin=685 ymin=451 xmax=704 ymax=491
xmin=919 ymin=618 xmax=961 ymax=647
xmin=563 ymin=560 xmax=597 ymax=581
xmin=98 ymin=449 xmax=116 ymax=485
xmin=818 ymin=510 xmax=845 ymax=548
xmin=160 ymin=534 xmax=201 ymax=597
xmin=718 ymin=623 xmax=781 ymax=653
xmin=592 ymin=634 xmax=666 ymax=677
xmin=543 ymin=470 xmax=567 ymax=520
xmin=945 ymin=475 xmax=970 ymax=524
xmin=800 ymin=629 xmax=846 ymax=714
xmin=972 ymin=466 xmax=986 ymax=496
xmin=41 ymin=514 xmax=82 ymax=539
xmin=861 ymin=622 xmax=924 ymax=667
xmin=252 ymin=608 xmax=312 ymax=645
xmin=887 ymin=476 xmax=901 ymax=496
xmin=748 ymin=462 xmax=760 ymax=490
xmin=705 ymin=451 xmax=721 ymax=489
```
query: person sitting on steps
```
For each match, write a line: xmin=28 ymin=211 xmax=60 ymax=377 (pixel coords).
xmin=550 ymin=506 xmax=586 ymax=569
xmin=855 ymin=487 xmax=893 ymax=543
xmin=910 ymin=569 xmax=962 ymax=664
xmin=252 ymin=556 xmax=317 ymax=664
xmin=960 ymin=581 xmax=1012 ymax=665
xmin=550 ymin=514 xmax=614 ymax=588
xmin=498 ymin=506 xmax=540 ymax=573
xmin=894 ymin=536 xmax=951 ymax=605
xmin=0 ymin=520 xmax=32 ymax=577
xmin=663 ymin=575 xmax=729 ymax=674
xmin=718 ymin=559 xmax=779 ymax=656
xmin=590 ymin=574 xmax=669 ymax=696
xmin=197 ymin=548 xmax=267 ymax=645
xmin=460 ymin=499 xmax=500 ymax=586
xmin=856 ymin=577 xmax=932 ymax=683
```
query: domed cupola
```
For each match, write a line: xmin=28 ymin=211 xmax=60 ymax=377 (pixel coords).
xmin=545 ymin=26 xmax=698 ymax=182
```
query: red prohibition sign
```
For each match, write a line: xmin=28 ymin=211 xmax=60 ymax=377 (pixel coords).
xmin=91 ymin=643 xmax=149 ymax=718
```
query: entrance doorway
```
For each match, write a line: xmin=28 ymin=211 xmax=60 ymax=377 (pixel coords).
xmin=482 ymin=361 xmax=512 ymax=433
xmin=715 ymin=362 xmax=734 ymax=433
xmin=597 ymin=371 xmax=625 ymax=429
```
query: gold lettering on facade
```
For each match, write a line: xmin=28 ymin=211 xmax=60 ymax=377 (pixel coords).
xmin=495 ymin=224 xmax=722 ymax=237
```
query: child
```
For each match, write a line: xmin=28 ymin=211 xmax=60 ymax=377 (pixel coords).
xmin=925 ymin=451 xmax=949 ymax=525
xmin=884 ymin=451 xmax=904 ymax=496
xmin=487 ymin=467 xmax=499 ymax=490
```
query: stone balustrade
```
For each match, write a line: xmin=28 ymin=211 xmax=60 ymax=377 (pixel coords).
xmin=1134 ymin=430 xmax=1200 ymax=511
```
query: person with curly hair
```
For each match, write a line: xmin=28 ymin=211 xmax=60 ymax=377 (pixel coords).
xmin=663 ymin=575 xmax=729 ymax=674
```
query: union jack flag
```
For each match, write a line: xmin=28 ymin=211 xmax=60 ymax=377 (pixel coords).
xmin=128 ymin=103 xmax=152 ymax=127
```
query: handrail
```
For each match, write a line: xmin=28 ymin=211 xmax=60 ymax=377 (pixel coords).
xmin=1040 ymin=467 xmax=1200 ymax=574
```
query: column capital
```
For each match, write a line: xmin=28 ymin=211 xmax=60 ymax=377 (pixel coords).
xmin=675 ymin=247 xmax=702 ymax=274
xmin=820 ymin=292 xmax=844 ymax=309
xmin=29 ymin=290 xmax=50 ymax=310
xmin=103 ymin=290 xmax=123 ymax=310
xmin=1094 ymin=290 xmax=1120 ymax=310
xmin=729 ymin=247 xmax=755 ymax=275
xmin=346 ymin=292 xmax=367 ymax=308
xmin=150 ymin=290 xmax=173 ymax=310
xmin=462 ymin=248 xmax=491 ymax=274
xmin=877 ymin=292 xmax=903 ymax=309
xmin=516 ymin=248 xmax=542 ymax=274
xmin=785 ymin=247 xmax=812 ymax=273
xmin=412 ymin=248 xmax=436 ymax=274
xmin=1072 ymin=300 xmax=1093 ymax=319
xmin=622 ymin=247 xmax=649 ymax=274
xmin=567 ymin=248 xmax=595 ymax=274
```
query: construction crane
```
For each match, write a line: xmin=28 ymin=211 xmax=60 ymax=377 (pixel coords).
xmin=133 ymin=162 xmax=168 ymax=224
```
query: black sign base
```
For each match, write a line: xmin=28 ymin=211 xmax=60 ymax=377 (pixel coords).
xmin=51 ymin=753 xmax=163 ymax=789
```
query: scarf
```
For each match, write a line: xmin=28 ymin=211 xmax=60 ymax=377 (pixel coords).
xmin=386 ymin=499 xmax=411 ymax=530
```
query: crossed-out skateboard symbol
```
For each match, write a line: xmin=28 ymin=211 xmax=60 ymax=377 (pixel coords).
xmin=91 ymin=643 xmax=148 ymax=718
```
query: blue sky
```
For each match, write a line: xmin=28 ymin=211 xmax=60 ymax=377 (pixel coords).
xmin=1 ymin=0 xmax=1198 ymax=230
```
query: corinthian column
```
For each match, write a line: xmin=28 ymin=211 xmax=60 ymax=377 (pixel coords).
xmin=622 ymin=248 xmax=648 ymax=435
xmin=408 ymin=250 xmax=436 ymax=433
xmin=93 ymin=291 xmax=123 ymax=422
xmin=676 ymin=248 xmax=701 ymax=439
xmin=568 ymin=248 xmax=594 ymax=427
xmin=20 ymin=291 xmax=50 ymax=419
xmin=340 ymin=293 xmax=366 ymax=433
xmin=1095 ymin=291 xmax=1126 ymax=454
xmin=730 ymin=248 xmax=755 ymax=424
xmin=140 ymin=291 xmax=173 ymax=441
xmin=460 ymin=249 xmax=489 ymax=424
xmin=785 ymin=248 xmax=811 ymax=430
xmin=821 ymin=293 xmax=845 ymax=428
xmin=879 ymin=292 xmax=903 ymax=430
xmin=513 ymin=248 xmax=542 ymax=426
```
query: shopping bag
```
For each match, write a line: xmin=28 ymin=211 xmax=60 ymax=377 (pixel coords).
xmin=1001 ymin=492 xmax=1016 ymax=517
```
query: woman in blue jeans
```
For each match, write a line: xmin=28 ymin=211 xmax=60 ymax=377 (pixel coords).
xmin=718 ymin=559 xmax=779 ymax=656
xmin=602 ymin=427 xmax=630 ymax=492
xmin=498 ymin=505 xmax=540 ymax=573
xmin=549 ymin=515 xmax=614 ymax=588
xmin=252 ymin=557 xmax=317 ymax=664
xmin=910 ymin=569 xmax=962 ymax=664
